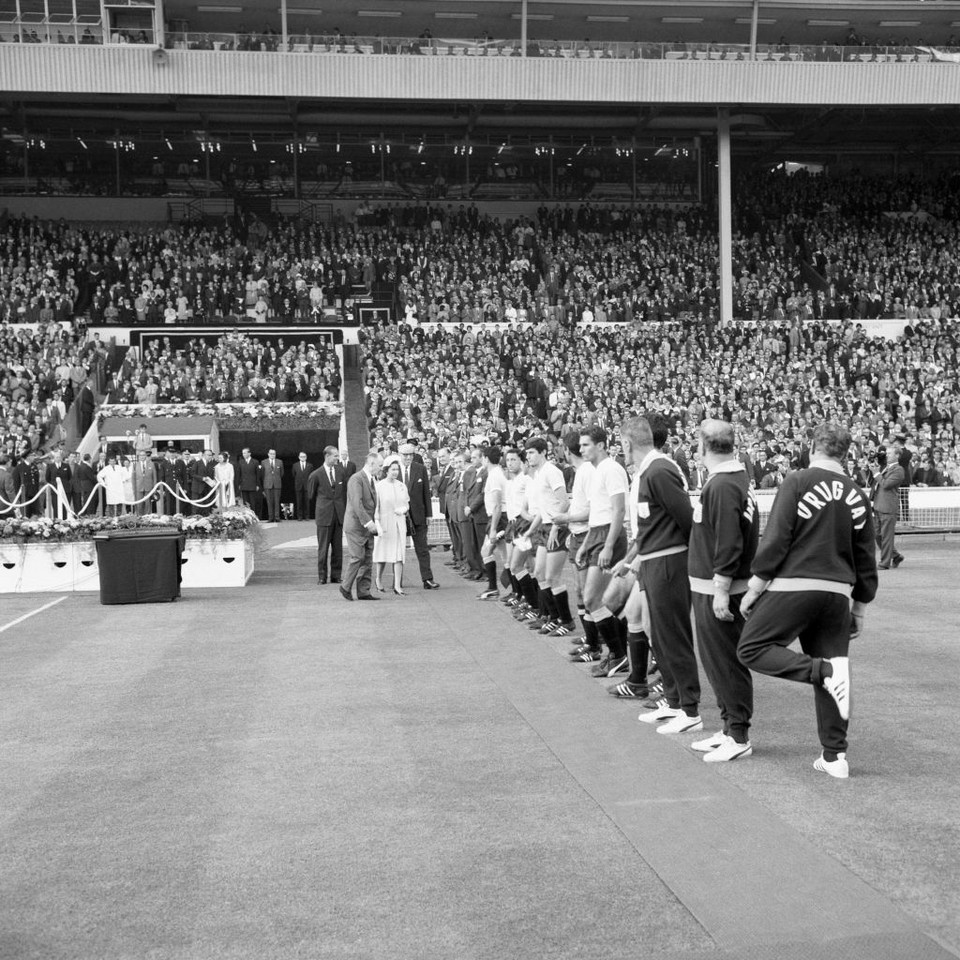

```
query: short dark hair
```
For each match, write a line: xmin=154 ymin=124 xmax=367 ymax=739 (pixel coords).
xmin=564 ymin=433 xmax=581 ymax=458
xmin=812 ymin=422 xmax=852 ymax=460
xmin=524 ymin=437 xmax=548 ymax=455
xmin=580 ymin=425 xmax=608 ymax=447
xmin=646 ymin=413 xmax=671 ymax=450
xmin=485 ymin=446 xmax=502 ymax=465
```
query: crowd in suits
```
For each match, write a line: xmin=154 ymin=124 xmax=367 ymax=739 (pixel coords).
xmin=108 ymin=331 xmax=341 ymax=406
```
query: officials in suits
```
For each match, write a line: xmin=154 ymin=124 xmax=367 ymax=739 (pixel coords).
xmin=188 ymin=449 xmax=217 ymax=515
xmin=308 ymin=446 xmax=346 ymax=584
xmin=261 ymin=448 xmax=284 ymax=522
xmin=398 ymin=442 xmax=439 ymax=589
xmin=341 ymin=449 xmax=383 ymax=601
xmin=236 ymin=448 xmax=262 ymax=518
xmin=293 ymin=451 xmax=314 ymax=520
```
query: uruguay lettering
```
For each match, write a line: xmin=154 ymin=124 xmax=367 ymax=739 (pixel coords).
xmin=796 ymin=480 xmax=867 ymax=529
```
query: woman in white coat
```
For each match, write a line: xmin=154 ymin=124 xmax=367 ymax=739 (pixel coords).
xmin=373 ymin=455 xmax=410 ymax=594
xmin=99 ymin=456 xmax=128 ymax=517
xmin=214 ymin=451 xmax=236 ymax=511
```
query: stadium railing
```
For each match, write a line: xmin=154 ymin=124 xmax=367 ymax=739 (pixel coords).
xmin=3 ymin=25 xmax=957 ymax=64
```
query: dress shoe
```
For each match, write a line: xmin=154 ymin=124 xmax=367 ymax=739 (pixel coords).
xmin=423 ymin=579 xmax=440 ymax=590
xmin=357 ymin=593 xmax=381 ymax=601
xmin=339 ymin=586 xmax=353 ymax=601
xmin=318 ymin=577 xmax=327 ymax=585
xmin=330 ymin=577 xmax=341 ymax=584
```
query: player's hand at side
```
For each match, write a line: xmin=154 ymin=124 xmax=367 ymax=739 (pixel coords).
xmin=850 ymin=601 xmax=866 ymax=640
xmin=598 ymin=545 xmax=613 ymax=570
xmin=740 ymin=588 xmax=761 ymax=619
xmin=713 ymin=586 xmax=734 ymax=622
xmin=611 ymin=559 xmax=626 ymax=578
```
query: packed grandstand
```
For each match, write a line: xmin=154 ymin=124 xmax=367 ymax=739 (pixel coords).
xmin=3 ymin=172 xmax=960 ymax=505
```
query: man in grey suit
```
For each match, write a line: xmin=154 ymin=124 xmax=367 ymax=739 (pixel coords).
xmin=340 ymin=449 xmax=383 ymax=601
xmin=262 ymin=448 xmax=284 ymax=522
xmin=872 ymin=448 xmax=904 ymax=570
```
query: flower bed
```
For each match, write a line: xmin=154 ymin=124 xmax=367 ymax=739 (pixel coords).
xmin=0 ymin=507 xmax=261 ymax=593
xmin=97 ymin=401 xmax=342 ymax=430
xmin=0 ymin=506 xmax=260 ymax=544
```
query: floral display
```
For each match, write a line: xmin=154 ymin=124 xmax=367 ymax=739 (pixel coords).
xmin=97 ymin=401 xmax=342 ymax=430
xmin=0 ymin=506 xmax=261 ymax=544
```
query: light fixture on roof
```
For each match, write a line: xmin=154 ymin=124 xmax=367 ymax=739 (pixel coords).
xmin=807 ymin=20 xmax=850 ymax=27
xmin=435 ymin=11 xmax=476 ymax=18
xmin=358 ymin=10 xmax=401 ymax=16
xmin=662 ymin=17 xmax=703 ymax=24
xmin=196 ymin=5 xmax=243 ymax=11
xmin=878 ymin=21 xmax=921 ymax=27
xmin=512 ymin=12 xmax=552 ymax=20
xmin=587 ymin=15 xmax=628 ymax=23
xmin=735 ymin=17 xmax=776 ymax=25
xmin=286 ymin=7 xmax=324 ymax=14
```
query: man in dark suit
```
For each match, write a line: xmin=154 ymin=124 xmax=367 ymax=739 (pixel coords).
xmin=447 ymin=451 xmax=467 ymax=570
xmin=465 ymin=451 xmax=490 ymax=583
xmin=341 ymin=449 xmax=383 ymax=601
xmin=293 ymin=450 xmax=314 ymax=520
xmin=434 ymin=448 xmax=457 ymax=563
xmin=171 ymin=450 xmax=189 ymax=515
xmin=261 ymin=448 xmax=284 ymax=522
xmin=307 ymin=446 xmax=346 ymax=584
xmin=0 ymin=456 xmax=16 ymax=519
xmin=459 ymin=448 xmax=485 ymax=580
xmin=45 ymin=451 xmax=73 ymax=517
xmin=339 ymin=449 xmax=357 ymax=480
xmin=77 ymin=379 xmax=96 ymax=438
xmin=236 ymin=447 xmax=262 ymax=517
xmin=399 ymin=441 xmax=439 ymax=589
xmin=188 ymin=449 xmax=217 ymax=515
xmin=14 ymin=453 xmax=40 ymax=517
xmin=74 ymin=454 xmax=98 ymax=515
xmin=155 ymin=448 xmax=176 ymax=515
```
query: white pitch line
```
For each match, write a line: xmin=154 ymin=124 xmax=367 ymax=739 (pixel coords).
xmin=0 ymin=596 xmax=68 ymax=634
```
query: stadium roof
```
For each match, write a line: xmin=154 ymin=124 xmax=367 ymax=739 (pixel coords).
xmin=164 ymin=0 xmax=960 ymax=46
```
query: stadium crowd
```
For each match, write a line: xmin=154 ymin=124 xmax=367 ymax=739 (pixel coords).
xmin=3 ymin=170 xmax=960 ymax=508
xmin=360 ymin=317 xmax=960 ymax=489
xmin=107 ymin=330 xmax=342 ymax=404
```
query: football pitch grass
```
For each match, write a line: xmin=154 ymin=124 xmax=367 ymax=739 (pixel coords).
xmin=1 ymin=527 xmax=958 ymax=960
